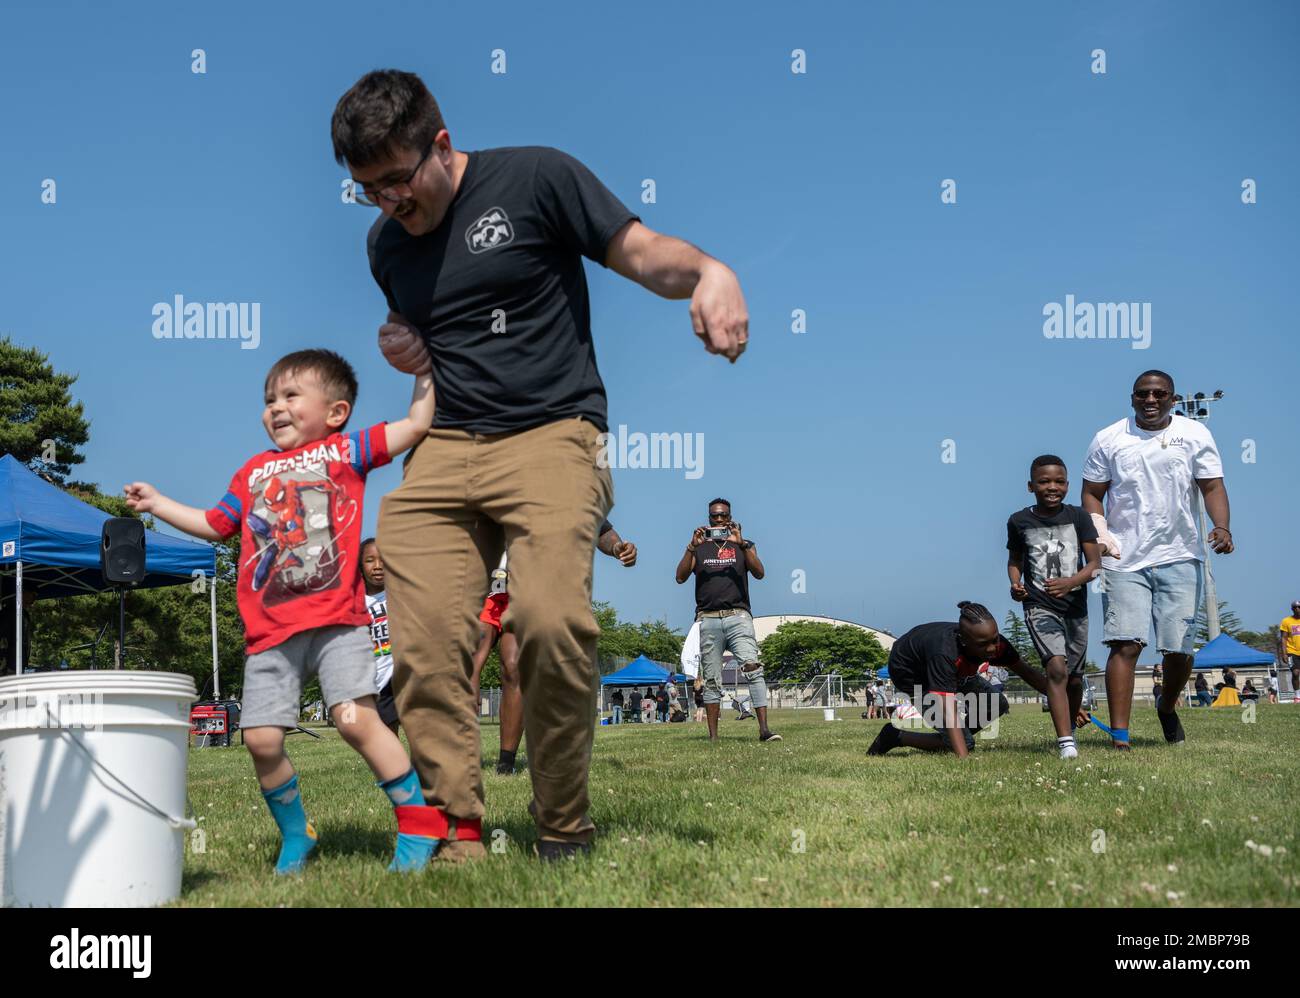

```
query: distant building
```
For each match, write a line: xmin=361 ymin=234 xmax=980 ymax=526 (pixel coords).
xmin=705 ymin=613 xmax=895 ymax=683
xmin=751 ymin=614 xmax=895 ymax=651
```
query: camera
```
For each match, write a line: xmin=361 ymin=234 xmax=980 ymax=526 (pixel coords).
xmin=707 ymin=526 xmax=731 ymax=541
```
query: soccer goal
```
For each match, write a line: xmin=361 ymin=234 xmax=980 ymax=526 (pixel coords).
xmin=794 ymin=673 xmax=844 ymax=709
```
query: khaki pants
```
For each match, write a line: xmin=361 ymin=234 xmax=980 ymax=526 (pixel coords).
xmin=378 ymin=416 xmax=613 ymax=843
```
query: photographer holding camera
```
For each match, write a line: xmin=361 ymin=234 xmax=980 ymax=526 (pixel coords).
xmin=675 ymin=498 xmax=781 ymax=743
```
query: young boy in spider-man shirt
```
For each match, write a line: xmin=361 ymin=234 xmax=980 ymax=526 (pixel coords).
xmin=126 ymin=339 xmax=447 ymax=874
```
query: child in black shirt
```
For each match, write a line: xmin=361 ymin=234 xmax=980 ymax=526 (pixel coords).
xmin=1006 ymin=455 xmax=1101 ymax=759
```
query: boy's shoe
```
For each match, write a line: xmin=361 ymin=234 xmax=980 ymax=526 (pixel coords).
xmin=388 ymin=803 xmax=445 ymax=873
xmin=867 ymin=723 xmax=900 ymax=756
xmin=275 ymin=823 xmax=319 ymax=876
xmin=262 ymin=774 xmax=319 ymax=875
xmin=1157 ymin=707 xmax=1185 ymax=744
xmin=1059 ymin=745 xmax=1079 ymax=760
xmin=535 ymin=839 xmax=591 ymax=862
xmin=496 ymin=760 xmax=516 ymax=775
xmin=759 ymin=731 xmax=782 ymax=742
xmin=436 ymin=839 xmax=487 ymax=864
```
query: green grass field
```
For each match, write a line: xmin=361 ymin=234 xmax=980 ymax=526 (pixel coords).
xmin=180 ymin=705 xmax=1299 ymax=907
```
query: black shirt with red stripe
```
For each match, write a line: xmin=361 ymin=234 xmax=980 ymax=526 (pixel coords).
xmin=886 ymin=621 xmax=1020 ymax=696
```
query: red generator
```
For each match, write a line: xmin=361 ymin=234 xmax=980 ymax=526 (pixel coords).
xmin=190 ymin=700 xmax=241 ymax=747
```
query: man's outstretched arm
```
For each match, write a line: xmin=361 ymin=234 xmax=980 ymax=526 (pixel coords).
xmin=604 ymin=221 xmax=748 ymax=363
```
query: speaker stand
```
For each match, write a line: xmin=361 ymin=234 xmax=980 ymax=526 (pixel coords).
xmin=115 ymin=587 xmax=126 ymax=669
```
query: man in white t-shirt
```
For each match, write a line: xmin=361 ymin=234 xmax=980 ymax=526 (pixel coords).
xmin=1081 ymin=370 xmax=1234 ymax=750
xmin=361 ymin=538 xmax=398 ymax=734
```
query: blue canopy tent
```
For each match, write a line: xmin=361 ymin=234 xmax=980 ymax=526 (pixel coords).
xmin=0 ymin=455 xmax=217 ymax=681
xmin=600 ymin=655 xmax=689 ymax=720
xmin=600 ymin=654 xmax=688 ymax=687
xmin=1192 ymin=633 xmax=1274 ymax=669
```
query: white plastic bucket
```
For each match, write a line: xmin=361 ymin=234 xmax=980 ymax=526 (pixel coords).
xmin=822 ymin=707 xmax=836 ymax=721
xmin=0 ymin=670 xmax=197 ymax=907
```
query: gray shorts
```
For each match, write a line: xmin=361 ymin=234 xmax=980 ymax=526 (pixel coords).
xmin=241 ymin=625 xmax=377 ymax=729
xmin=1025 ymin=605 xmax=1089 ymax=676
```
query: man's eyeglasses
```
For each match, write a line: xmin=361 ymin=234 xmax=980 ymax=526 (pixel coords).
xmin=708 ymin=511 xmax=731 ymax=521
xmin=352 ymin=142 xmax=434 ymax=207
xmin=1133 ymin=389 xmax=1171 ymax=401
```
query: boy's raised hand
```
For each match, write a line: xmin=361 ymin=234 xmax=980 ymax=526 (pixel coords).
xmin=123 ymin=481 xmax=223 ymax=541
xmin=123 ymin=481 xmax=158 ymax=513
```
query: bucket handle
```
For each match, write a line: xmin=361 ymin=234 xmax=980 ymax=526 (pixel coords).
xmin=46 ymin=705 xmax=198 ymax=831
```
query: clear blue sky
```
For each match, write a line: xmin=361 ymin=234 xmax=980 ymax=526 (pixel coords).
xmin=3 ymin=0 xmax=1297 ymax=662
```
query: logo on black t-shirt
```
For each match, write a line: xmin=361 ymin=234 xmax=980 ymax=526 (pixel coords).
xmin=701 ymin=545 xmax=737 ymax=566
xmin=466 ymin=207 xmax=515 ymax=253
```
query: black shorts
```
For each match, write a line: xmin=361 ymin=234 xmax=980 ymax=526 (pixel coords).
xmin=376 ymin=679 xmax=399 ymax=728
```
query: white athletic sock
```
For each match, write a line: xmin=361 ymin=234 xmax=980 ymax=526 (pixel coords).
xmin=1058 ymin=735 xmax=1077 ymax=759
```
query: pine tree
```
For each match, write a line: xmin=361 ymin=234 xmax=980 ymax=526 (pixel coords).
xmin=0 ymin=337 xmax=90 ymax=483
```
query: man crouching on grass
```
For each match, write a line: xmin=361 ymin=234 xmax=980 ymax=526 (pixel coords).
xmin=868 ymin=601 xmax=1052 ymax=758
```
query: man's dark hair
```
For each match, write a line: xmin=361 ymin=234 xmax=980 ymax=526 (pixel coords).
xmin=332 ymin=69 xmax=446 ymax=168
xmin=264 ymin=350 xmax=359 ymax=425
xmin=1030 ymin=454 xmax=1067 ymax=475
xmin=1133 ymin=369 xmax=1175 ymax=393
xmin=708 ymin=497 xmax=731 ymax=509
xmin=957 ymin=601 xmax=995 ymax=626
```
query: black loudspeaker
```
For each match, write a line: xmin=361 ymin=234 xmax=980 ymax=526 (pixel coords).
xmin=101 ymin=517 xmax=146 ymax=584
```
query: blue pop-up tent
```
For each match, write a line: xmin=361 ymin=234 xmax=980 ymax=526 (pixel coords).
xmin=0 ymin=455 xmax=217 ymax=677
xmin=601 ymin=654 xmax=688 ymax=687
xmin=599 ymin=655 xmax=690 ymax=721
xmin=1193 ymin=633 xmax=1274 ymax=669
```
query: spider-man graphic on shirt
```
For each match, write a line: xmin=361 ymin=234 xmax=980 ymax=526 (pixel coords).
xmin=247 ymin=474 xmax=342 ymax=593
xmin=206 ymin=425 xmax=390 ymax=655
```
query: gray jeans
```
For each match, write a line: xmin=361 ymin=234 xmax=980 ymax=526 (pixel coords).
xmin=698 ymin=610 xmax=768 ymax=708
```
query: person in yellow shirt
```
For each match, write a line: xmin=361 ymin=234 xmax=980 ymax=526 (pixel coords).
xmin=1278 ymin=601 xmax=1300 ymax=695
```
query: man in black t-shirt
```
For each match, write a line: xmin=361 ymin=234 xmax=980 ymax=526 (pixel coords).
xmin=867 ymin=602 xmax=1052 ymax=759
xmin=1006 ymin=455 xmax=1101 ymax=759
xmin=333 ymin=70 xmax=751 ymax=863
xmin=674 ymin=498 xmax=781 ymax=743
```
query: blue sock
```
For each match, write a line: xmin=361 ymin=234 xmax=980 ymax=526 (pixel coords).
xmin=379 ymin=767 xmax=424 ymax=806
xmin=262 ymin=773 xmax=318 ymax=875
xmin=379 ymin=769 xmax=440 ymax=872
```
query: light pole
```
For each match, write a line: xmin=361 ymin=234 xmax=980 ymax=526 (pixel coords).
xmin=1175 ymin=390 xmax=1224 ymax=642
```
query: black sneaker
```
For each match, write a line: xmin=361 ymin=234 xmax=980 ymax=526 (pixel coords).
xmin=536 ymin=840 xmax=591 ymax=862
xmin=759 ymin=731 xmax=782 ymax=742
xmin=495 ymin=761 xmax=516 ymax=775
xmin=1157 ymin=708 xmax=1186 ymax=744
xmin=867 ymin=724 xmax=900 ymax=756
